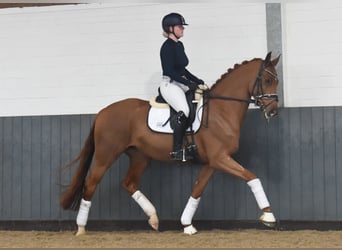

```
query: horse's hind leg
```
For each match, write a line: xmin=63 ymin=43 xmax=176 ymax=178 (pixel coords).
xmin=76 ymin=145 xmax=124 ymax=236
xmin=121 ymin=148 xmax=159 ymax=231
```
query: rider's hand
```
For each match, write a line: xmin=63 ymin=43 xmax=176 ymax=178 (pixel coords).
xmin=197 ymin=79 xmax=205 ymax=85
xmin=188 ymin=82 xmax=198 ymax=91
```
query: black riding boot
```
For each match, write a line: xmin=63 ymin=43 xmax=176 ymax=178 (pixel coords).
xmin=170 ymin=111 xmax=188 ymax=161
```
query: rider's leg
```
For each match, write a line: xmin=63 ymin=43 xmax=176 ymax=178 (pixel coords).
xmin=160 ymin=79 xmax=190 ymax=160
xmin=159 ymin=78 xmax=189 ymax=117
xmin=170 ymin=111 xmax=188 ymax=160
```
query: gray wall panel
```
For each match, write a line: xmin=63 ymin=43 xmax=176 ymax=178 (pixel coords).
xmin=50 ymin=116 xmax=61 ymax=220
xmin=336 ymin=108 xmax=342 ymax=219
xmin=323 ymin=108 xmax=337 ymax=220
xmin=277 ymin=108 xmax=291 ymax=219
xmin=60 ymin=116 xmax=73 ymax=220
xmin=289 ymin=109 xmax=302 ymax=218
xmin=0 ymin=118 xmax=3 ymax=218
xmin=1 ymin=108 xmax=342 ymax=222
xmin=12 ymin=118 xmax=22 ymax=219
xmin=31 ymin=117 xmax=42 ymax=219
xmin=41 ymin=117 xmax=51 ymax=219
xmin=267 ymin=115 xmax=281 ymax=217
xmin=3 ymin=117 xmax=13 ymax=219
xmin=312 ymin=108 xmax=325 ymax=219
xmin=22 ymin=117 xmax=32 ymax=219
xmin=300 ymin=109 xmax=314 ymax=220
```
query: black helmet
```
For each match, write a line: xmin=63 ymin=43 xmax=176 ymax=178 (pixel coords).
xmin=162 ymin=13 xmax=188 ymax=33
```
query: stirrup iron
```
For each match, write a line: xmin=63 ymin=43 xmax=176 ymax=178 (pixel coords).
xmin=182 ymin=148 xmax=186 ymax=162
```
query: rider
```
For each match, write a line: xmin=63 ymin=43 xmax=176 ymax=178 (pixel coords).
xmin=159 ymin=13 xmax=204 ymax=160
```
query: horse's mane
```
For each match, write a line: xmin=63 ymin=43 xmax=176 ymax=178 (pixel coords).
xmin=211 ymin=58 xmax=261 ymax=88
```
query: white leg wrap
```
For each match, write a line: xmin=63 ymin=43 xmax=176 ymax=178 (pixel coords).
xmin=132 ymin=190 xmax=156 ymax=217
xmin=247 ymin=178 xmax=270 ymax=210
xmin=76 ymin=198 xmax=91 ymax=226
xmin=180 ymin=196 xmax=201 ymax=226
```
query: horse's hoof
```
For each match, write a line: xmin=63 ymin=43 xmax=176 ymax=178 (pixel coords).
xmin=262 ymin=221 xmax=277 ymax=228
xmin=183 ymin=224 xmax=197 ymax=235
xmin=148 ymin=213 xmax=159 ymax=231
xmin=75 ymin=226 xmax=86 ymax=236
xmin=260 ymin=212 xmax=276 ymax=228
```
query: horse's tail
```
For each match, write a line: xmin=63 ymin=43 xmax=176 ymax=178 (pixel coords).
xmin=60 ymin=121 xmax=95 ymax=211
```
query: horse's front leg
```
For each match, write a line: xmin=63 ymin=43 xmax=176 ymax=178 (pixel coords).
xmin=214 ymin=154 xmax=276 ymax=228
xmin=181 ymin=165 xmax=215 ymax=235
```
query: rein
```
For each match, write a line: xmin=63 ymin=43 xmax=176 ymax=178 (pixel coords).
xmin=205 ymin=93 xmax=253 ymax=104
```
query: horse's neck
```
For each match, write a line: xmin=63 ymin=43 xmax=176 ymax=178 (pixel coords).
xmin=209 ymin=61 xmax=260 ymax=128
xmin=211 ymin=61 xmax=259 ymax=100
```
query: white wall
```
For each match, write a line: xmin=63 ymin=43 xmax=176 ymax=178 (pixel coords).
xmin=0 ymin=2 xmax=267 ymax=117
xmin=283 ymin=1 xmax=342 ymax=107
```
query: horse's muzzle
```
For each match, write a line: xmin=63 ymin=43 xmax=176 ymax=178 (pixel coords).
xmin=260 ymin=97 xmax=278 ymax=121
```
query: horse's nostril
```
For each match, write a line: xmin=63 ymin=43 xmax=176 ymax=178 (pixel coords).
xmin=269 ymin=110 xmax=278 ymax=117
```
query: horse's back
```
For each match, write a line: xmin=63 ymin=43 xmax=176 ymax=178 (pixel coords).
xmin=100 ymin=98 xmax=149 ymax=116
xmin=95 ymin=98 xmax=149 ymax=131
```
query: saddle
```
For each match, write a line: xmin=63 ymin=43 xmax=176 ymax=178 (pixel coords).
xmin=147 ymin=86 xmax=206 ymax=162
xmin=148 ymin=86 xmax=205 ymax=134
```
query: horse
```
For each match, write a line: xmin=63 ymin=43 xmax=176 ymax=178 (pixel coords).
xmin=60 ymin=51 xmax=281 ymax=236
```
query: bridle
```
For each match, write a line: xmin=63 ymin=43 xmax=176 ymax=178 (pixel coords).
xmin=205 ymin=62 xmax=279 ymax=111
xmin=251 ymin=66 xmax=279 ymax=114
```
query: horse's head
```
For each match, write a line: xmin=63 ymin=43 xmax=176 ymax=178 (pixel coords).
xmin=251 ymin=52 xmax=281 ymax=121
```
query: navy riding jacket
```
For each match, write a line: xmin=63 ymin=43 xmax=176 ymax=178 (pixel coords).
xmin=160 ymin=38 xmax=202 ymax=86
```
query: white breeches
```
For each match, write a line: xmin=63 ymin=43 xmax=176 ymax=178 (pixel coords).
xmin=159 ymin=76 xmax=190 ymax=117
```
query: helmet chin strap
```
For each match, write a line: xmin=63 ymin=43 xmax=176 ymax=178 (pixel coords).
xmin=169 ymin=26 xmax=180 ymax=40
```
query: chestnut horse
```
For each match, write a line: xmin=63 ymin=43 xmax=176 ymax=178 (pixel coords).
xmin=60 ymin=52 xmax=281 ymax=236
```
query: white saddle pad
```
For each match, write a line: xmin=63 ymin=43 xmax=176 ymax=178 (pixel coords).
xmin=147 ymin=98 xmax=204 ymax=134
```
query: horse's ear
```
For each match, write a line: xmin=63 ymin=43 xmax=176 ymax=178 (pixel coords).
xmin=264 ymin=52 xmax=272 ymax=66
xmin=271 ymin=54 xmax=281 ymax=66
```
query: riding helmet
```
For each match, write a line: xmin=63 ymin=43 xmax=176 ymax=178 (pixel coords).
xmin=162 ymin=13 xmax=188 ymax=33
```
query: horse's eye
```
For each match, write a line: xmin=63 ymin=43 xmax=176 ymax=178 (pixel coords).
xmin=265 ymin=78 xmax=272 ymax=85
